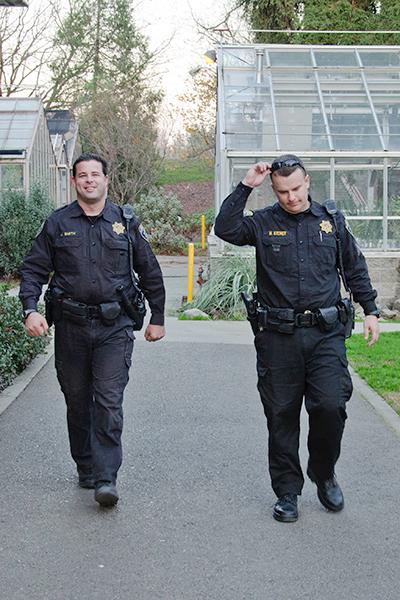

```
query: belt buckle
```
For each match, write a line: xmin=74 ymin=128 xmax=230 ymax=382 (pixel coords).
xmin=87 ymin=305 xmax=97 ymax=319
xmin=295 ymin=310 xmax=312 ymax=327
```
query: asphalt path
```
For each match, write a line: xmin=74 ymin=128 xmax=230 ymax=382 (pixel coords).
xmin=1 ymin=334 xmax=400 ymax=599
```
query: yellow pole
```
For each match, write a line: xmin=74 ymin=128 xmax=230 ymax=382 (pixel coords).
xmin=187 ymin=242 xmax=194 ymax=302
xmin=201 ymin=214 xmax=205 ymax=250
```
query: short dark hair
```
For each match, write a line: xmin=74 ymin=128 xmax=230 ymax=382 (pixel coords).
xmin=270 ymin=154 xmax=307 ymax=179
xmin=72 ymin=153 xmax=108 ymax=177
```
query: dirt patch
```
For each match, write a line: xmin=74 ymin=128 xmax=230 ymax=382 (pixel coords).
xmin=161 ymin=181 xmax=214 ymax=214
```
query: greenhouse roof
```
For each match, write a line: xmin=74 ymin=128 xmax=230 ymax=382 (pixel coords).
xmin=0 ymin=97 xmax=41 ymax=155
xmin=218 ymin=45 xmax=400 ymax=154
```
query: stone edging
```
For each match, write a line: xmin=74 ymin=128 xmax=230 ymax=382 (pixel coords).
xmin=349 ymin=366 xmax=400 ymax=437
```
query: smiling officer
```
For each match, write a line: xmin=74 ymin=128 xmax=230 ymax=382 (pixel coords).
xmin=19 ymin=152 xmax=165 ymax=508
xmin=214 ymin=154 xmax=379 ymax=523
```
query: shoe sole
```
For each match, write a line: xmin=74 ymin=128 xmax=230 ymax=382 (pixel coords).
xmin=317 ymin=490 xmax=344 ymax=512
xmin=95 ymin=491 xmax=119 ymax=507
xmin=273 ymin=511 xmax=298 ymax=523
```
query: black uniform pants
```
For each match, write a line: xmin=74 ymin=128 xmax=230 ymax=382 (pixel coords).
xmin=254 ymin=321 xmax=353 ymax=498
xmin=54 ymin=315 xmax=134 ymax=484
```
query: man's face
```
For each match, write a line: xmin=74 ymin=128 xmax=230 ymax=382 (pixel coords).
xmin=72 ymin=160 xmax=108 ymax=205
xmin=271 ymin=167 xmax=310 ymax=214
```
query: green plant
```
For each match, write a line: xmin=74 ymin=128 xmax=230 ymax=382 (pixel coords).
xmin=133 ymin=188 xmax=187 ymax=253
xmin=185 ymin=256 xmax=256 ymax=319
xmin=346 ymin=332 xmax=400 ymax=414
xmin=0 ymin=291 xmax=50 ymax=392
xmin=0 ymin=184 xmax=54 ymax=277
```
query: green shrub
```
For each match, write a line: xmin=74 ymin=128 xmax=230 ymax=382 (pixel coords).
xmin=133 ymin=188 xmax=187 ymax=253
xmin=0 ymin=291 xmax=50 ymax=392
xmin=133 ymin=189 xmax=215 ymax=253
xmin=0 ymin=184 xmax=54 ymax=276
xmin=186 ymin=256 xmax=256 ymax=319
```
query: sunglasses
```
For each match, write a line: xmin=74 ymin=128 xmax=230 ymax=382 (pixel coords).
xmin=270 ymin=159 xmax=305 ymax=173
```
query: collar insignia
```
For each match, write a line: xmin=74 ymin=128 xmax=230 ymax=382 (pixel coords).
xmin=112 ymin=222 xmax=125 ymax=235
xmin=319 ymin=220 xmax=333 ymax=234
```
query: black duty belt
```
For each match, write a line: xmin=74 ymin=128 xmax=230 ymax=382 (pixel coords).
xmin=257 ymin=305 xmax=340 ymax=334
xmin=61 ymin=298 xmax=102 ymax=319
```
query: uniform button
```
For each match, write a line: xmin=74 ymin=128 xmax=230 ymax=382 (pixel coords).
xmin=300 ymin=258 xmax=304 ymax=262
xmin=91 ymin=241 xmax=96 ymax=246
xmin=92 ymin=280 xmax=96 ymax=284
xmin=91 ymin=225 xmax=95 ymax=228
xmin=91 ymin=259 xmax=96 ymax=263
xmin=299 ymin=240 xmax=303 ymax=244
xmin=301 ymin=277 xmax=305 ymax=281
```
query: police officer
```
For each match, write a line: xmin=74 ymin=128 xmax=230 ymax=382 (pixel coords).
xmin=19 ymin=153 xmax=165 ymax=508
xmin=214 ymin=155 xmax=380 ymax=523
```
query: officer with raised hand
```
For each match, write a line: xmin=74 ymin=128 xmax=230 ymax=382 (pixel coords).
xmin=214 ymin=154 xmax=379 ymax=523
xmin=20 ymin=152 xmax=165 ymax=508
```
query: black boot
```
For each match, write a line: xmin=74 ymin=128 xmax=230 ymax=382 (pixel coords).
xmin=273 ymin=493 xmax=298 ymax=523
xmin=308 ymin=469 xmax=344 ymax=512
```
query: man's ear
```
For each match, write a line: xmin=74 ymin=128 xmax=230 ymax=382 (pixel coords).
xmin=305 ymin=174 xmax=310 ymax=189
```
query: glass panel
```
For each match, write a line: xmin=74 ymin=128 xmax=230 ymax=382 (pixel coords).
xmin=388 ymin=219 xmax=400 ymax=250
xmin=268 ymin=50 xmax=312 ymax=67
xmin=309 ymin=170 xmax=331 ymax=201
xmin=388 ymin=166 xmax=400 ymax=215
xmin=0 ymin=163 xmax=24 ymax=191
xmin=335 ymin=169 xmax=383 ymax=216
xmin=231 ymin=159 xmax=276 ymax=210
xmin=222 ymin=48 xmax=255 ymax=67
xmin=345 ymin=219 xmax=383 ymax=250
xmin=314 ymin=51 xmax=358 ymax=67
xmin=224 ymin=69 xmax=257 ymax=87
xmin=358 ymin=51 xmax=400 ymax=67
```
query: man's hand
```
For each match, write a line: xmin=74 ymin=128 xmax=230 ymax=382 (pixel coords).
xmin=364 ymin=315 xmax=379 ymax=347
xmin=24 ymin=312 xmax=49 ymax=337
xmin=144 ymin=324 xmax=165 ymax=342
xmin=242 ymin=162 xmax=272 ymax=188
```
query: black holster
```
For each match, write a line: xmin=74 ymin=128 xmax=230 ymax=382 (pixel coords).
xmin=337 ymin=298 xmax=355 ymax=338
xmin=44 ymin=287 xmax=64 ymax=326
xmin=116 ymin=285 xmax=146 ymax=330
xmin=241 ymin=291 xmax=259 ymax=335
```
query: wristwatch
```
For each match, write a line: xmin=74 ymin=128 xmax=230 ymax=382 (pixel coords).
xmin=366 ymin=309 xmax=380 ymax=318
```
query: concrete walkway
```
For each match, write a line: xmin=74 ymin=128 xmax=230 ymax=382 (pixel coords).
xmin=1 ymin=258 xmax=400 ymax=599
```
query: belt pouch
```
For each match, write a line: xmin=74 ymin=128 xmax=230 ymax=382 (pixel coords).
xmin=99 ymin=302 xmax=121 ymax=326
xmin=61 ymin=298 xmax=88 ymax=323
xmin=316 ymin=306 xmax=338 ymax=332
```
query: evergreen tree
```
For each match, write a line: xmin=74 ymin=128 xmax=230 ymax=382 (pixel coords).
xmin=45 ymin=0 xmax=152 ymax=109
xmin=237 ymin=0 xmax=301 ymax=43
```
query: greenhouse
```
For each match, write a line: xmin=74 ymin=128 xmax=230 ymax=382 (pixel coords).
xmin=0 ymin=98 xmax=78 ymax=207
xmin=214 ymin=44 xmax=400 ymax=254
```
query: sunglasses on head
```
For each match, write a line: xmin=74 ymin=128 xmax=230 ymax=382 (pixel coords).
xmin=270 ymin=159 xmax=305 ymax=173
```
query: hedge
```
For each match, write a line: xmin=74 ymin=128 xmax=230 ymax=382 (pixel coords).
xmin=0 ymin=290 xmax=50 ymax=393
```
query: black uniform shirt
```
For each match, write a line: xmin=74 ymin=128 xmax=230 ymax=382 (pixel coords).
xmin=19 ymin=199 xmax=165 ymax=325
xmin=214 ymin=182 xmax=378 ymax=314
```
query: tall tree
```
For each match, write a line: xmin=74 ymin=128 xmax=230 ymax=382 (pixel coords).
xmin=45 ymin=0 xmax=153 ymax=109
xmin=234 ymin=0 xmax=302 ymax=43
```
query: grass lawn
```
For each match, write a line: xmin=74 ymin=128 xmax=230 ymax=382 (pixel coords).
xmin=346 ymin=332 xmax=400 ymax=415
xmin=157 ymin=159 xmax=214 ymax=185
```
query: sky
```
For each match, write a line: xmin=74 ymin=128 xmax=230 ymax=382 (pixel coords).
xmin=134 ymin=0 xmax=226 ymax=103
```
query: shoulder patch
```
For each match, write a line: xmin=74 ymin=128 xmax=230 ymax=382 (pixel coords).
xmin=139 ymin=224 xmax=149 ymax=241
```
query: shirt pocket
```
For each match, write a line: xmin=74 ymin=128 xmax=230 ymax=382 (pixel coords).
xmin=312 ymin=234 xmax=337 ymax=273
xmin=262 ymin=235 xmax=293 ymax=273
xmin=103 ymin=238 xmax=130 ymax=274
xmin=54 ymin=236 xmax=83 ymax=273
